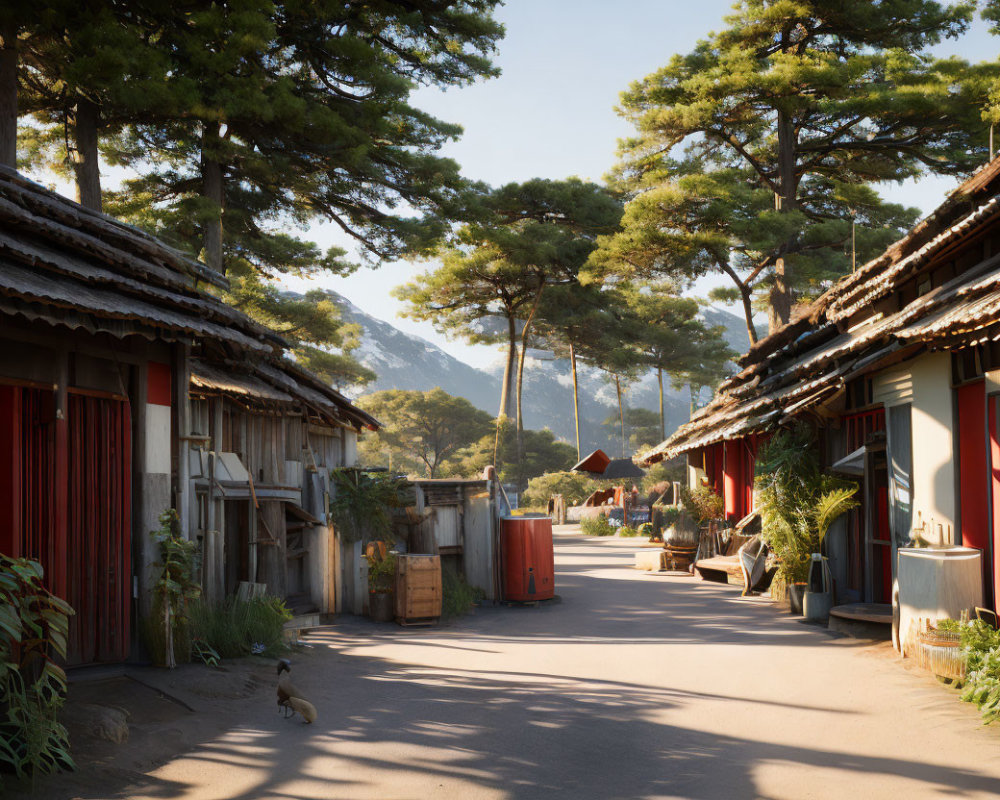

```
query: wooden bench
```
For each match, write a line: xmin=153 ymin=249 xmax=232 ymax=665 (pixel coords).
xmin=693 ymin=528 xmax=752 ymax=586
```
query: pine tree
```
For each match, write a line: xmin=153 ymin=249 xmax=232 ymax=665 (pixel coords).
xmin=395 ymin=178 xmax=620 ymax=477
xmin=614 ymin=0 xmax=991 ymax=330
xmin=591 ymin=156 xmax=918 ymax=344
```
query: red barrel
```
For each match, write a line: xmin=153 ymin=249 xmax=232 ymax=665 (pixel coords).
xmin=501 ymin=515 xmax=555 ymax=601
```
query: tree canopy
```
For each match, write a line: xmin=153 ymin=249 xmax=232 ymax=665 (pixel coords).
xmin=357 ymin=388 xmax=493 ymax=478
xmin=611 ymin=0 xmax=993 ymax=331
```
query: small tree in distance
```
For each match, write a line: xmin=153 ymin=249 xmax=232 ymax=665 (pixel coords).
xmin=357 ymin=388 xmax=493 ymax=479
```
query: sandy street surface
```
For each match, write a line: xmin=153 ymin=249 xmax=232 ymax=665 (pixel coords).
xmin=15 ymin=526 xmax=1000 ymax=800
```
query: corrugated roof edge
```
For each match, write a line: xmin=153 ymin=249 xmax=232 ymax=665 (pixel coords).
xmin=0 ymin=167 xmax=229 ymax=292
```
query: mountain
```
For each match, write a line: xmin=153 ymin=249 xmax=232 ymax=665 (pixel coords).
xmin=333 ymin=293 xmax=752 ymax=452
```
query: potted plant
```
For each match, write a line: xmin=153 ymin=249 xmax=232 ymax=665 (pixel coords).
xmin=754 ymin=425 xmax=858 ymax=617
xmin=365 ymin=542 xmax=396 ymax=623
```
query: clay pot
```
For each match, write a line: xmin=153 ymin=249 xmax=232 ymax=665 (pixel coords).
xmin=663 ymin=510 xmax=699 ymax=546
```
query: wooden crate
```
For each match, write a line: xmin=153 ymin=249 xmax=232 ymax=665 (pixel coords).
xmin=395 ymin=554 xmax=442 ymax=623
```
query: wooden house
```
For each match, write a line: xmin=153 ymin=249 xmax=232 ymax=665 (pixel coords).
xmin=186 ymin=357 xmax=378 ymax=620
xmin=0 ymin=167 xmax=378 ymax=664
xmin=640 ymin=157 xmax=1000 ymax=612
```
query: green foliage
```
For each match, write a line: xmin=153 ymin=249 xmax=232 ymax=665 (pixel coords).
xmin=638 ymin=523 xmax=654 ymax=538
xmin=445 ymin=421 xmax=576 ymax=484
xmin=14 ymin=1 xmax=504 ymax=384
xmin=619 ymin=526 xmax=640 ymax=538
xmin=659 ymin=506 xmax=681 ymax=528
xmin=0 ymin=555 xmax=75 ymax=783
xmin=395 ymin=178 xmax=623 ymax=431
xmin=581 ymin=515 xmax=616 ymax=537
xmin=521 ymin=471 xmax=598 ymax=508
xmin=365 ymin=549 xmax=397 ymax=594
xmin=189 ymin=595 xmax=291 ymax=660
xmin=606 ymin=0 xmax=991 ymax=328
xmin=329 ymin=468 xmax=407 ymax=543
xmin=754 ymin=426 xmax=859 ymax=583
xmin=442 ymin=561 xmax=484 ymax=618
xmin=150 ymin=509 xmax=202 ymax=669
xmin=358 ymin=388 xmax=493 ymax=478
xmin=952 ymin=619 xmax=1000 ymax=723
xmin=680 ymin=485 xmax=725 ymax=524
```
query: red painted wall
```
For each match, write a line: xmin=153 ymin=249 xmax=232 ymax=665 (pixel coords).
xmin=958 ymin=382 xmax=989 ymax=543
xmin=989 ymin=400 xmax=1000 ymax=612
xmin=147 ymin=360 xmax=172 ymax=406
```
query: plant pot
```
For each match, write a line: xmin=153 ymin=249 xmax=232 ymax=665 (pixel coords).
xmin=803 ymin=590 xmax=832 ymax=622
xmin=788 ymin=583 xmax=807 ymax=615
xmin=369 ymin=591 xmax=394 ymax=622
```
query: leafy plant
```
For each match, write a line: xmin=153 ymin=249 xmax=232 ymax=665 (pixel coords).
xmin=150 ymin=509 xmax=202 ymax=669
xmin=366 ymin=547 xmax=397 ymax=594
xmin=619 ymin=526 xmax=640 ymax=537
xmin=754 ymin=426 xmax=859 ymax=583
xmin=581 ymin=515 xmax=616 ymax=537
xmin=680 ymin=485 xmax=724 ymax=524
xmin=442 ymin=562 xmax=485 ymax=618
xmin=638 ymin=522 xmax=654 ymax=538
xmin=0 ymin=556 xmax=75 ymax=784
xmin=329 ymin=468 xmax=407 ymax=543
xmin=659 ymin=506 xmax=681 ymax=528
xmin=189 ymin=595 xmax=291 ymax=659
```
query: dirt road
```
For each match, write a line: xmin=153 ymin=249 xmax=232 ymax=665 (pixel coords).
xmin=37 ymin=529 xmax=1000 ymax=798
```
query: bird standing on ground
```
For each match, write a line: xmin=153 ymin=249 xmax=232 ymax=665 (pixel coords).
xmin=276 ymin=659 xmax=318 ymax=723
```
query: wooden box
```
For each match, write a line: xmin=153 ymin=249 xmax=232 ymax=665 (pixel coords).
xmin=395 ymin=554 xmax=442 ymax=624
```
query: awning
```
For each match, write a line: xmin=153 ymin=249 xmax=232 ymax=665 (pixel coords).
xmin=829 ymin=446 xmax=865 ymax=476
xmin=572 ymin=449 xmax=611 ymax=474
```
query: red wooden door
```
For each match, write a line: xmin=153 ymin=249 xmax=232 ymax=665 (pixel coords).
xmin=958 ymin=381 xmax=990 ymax=608
xmin=0 ymin=386 xmax=132 ymax=665
xmin=989 ymin=398 xmax=1000 ymax=613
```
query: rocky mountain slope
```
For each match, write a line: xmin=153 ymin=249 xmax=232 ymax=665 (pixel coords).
xmin=335 ymin=293 xmax=752 ymax=453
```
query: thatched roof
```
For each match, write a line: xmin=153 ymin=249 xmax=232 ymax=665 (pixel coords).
xmin=0 ymin=167 xmax=378 ymax=431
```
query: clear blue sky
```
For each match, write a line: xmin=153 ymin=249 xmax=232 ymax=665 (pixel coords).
xmin=283 ymin=1 xmax=999 ymax=370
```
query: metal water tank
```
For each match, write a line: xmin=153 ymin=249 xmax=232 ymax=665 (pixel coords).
xmin=895 ymin=546 xmax=982 ymax=655
xmin=501 ymin=515 xmax=555 ymax=601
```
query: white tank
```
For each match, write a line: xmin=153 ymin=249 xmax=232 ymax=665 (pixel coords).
xmin=894 ymin=546 xmax=982 ymax=656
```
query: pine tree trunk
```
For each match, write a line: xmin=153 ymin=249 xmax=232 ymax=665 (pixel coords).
xmin=497 ymin=316 xmax=516 ymax=420
xmin=0 ymin=22 xmax=17 ymax=169
xmin=739 ymin=285 xmax=758 ymax=345
xmin=72 ymin=99 xmax=102 ymax=212
xmin=657 ymin=368 xmax=665 ymax=442
xmin=201 ymin=126 xmax=225 ymax=273
xmin=493 ymin=316 xmax=517 ymax=469
xmin=570 ymin=341 xmax=581 ymax=461
xmin=514 ymin=283 xmax=544 ymax=489
xmin=769 ymin=107 xmax=797 ymax=332
xmin=615 ymin=374 xmax=625 ymax=458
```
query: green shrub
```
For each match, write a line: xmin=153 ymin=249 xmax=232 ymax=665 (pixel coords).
xmin=0 ymin=556 xmax=74 ymax=783
xmin=680 ymin=485 xmax=725 ymax=523
xmin=659 ymin=506 xmax=681 ymax=528
xmin=619 ymin=526 xmax=640 ymax=537
xmin=581 ymin=515 xmax=615 ymax=537
xmin=329 ymin=468 xmax=407 ymax=543
xmin=190 ymin=595 xmax=292 ymax=659
xmin=365 ymin=545 xmax=397 ymax=593
xmin=522 ymin=471 xmax=598 ymax=507
xmin=442 ymin=561 xmax=484 ymax=618
xmin=638 ymin=523 xmax=654 ymax=538
xmin=754 ymin=425 xmax=858 ymax=583
xmin=149 ymin=509 xmax=201 ymax=669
